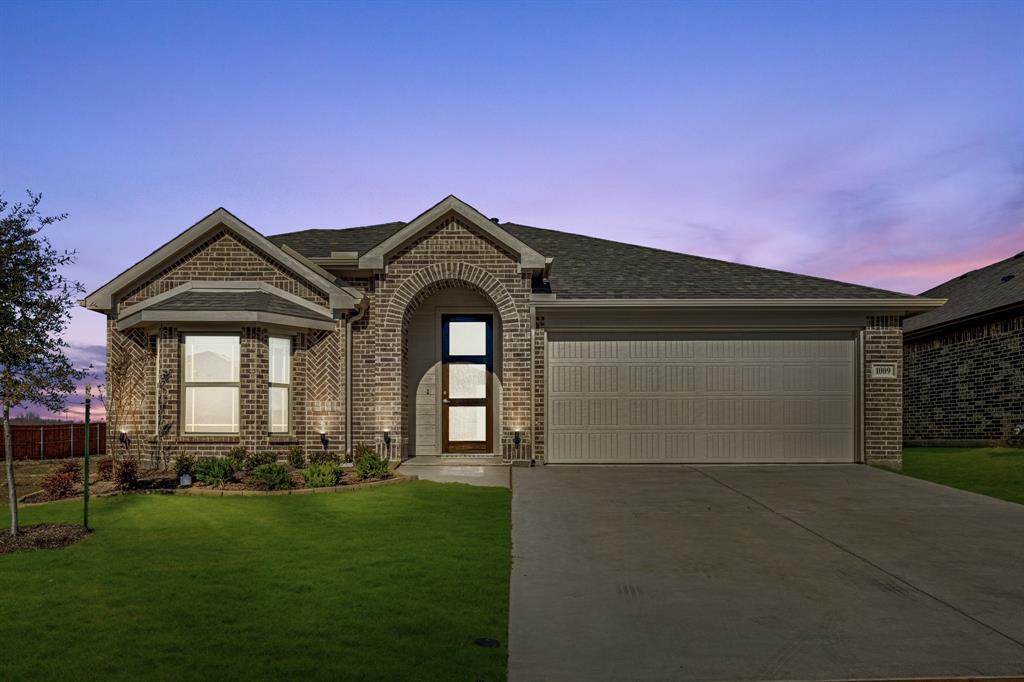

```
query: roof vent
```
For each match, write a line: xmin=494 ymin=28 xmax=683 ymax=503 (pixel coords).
xmin=490 ymin=217 xmax=500 ymax=224
xmin=1001 ymin=274 xmax=1016 ymax=283
xmin=958 ymin=273 xmax=970 ymax=280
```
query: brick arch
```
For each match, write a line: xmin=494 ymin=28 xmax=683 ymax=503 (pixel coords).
xmin=383 ymin=262 xmax=520 ymax=330
xmin=375 ymin=262 xmax=524 ymax=459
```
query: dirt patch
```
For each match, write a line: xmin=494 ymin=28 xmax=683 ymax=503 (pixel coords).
xmin=0 ymin=524 xmax=91 ymax=555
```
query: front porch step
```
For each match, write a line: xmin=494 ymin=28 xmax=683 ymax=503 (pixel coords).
xmin=400 ymin=455 xmax=508 ymax=467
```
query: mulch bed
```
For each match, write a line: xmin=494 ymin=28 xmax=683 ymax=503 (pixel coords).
xmin=0 ymin=524 xmax=91 ymax=555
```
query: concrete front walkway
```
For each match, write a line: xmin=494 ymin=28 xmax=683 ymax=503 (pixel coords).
xmin=397 ymin=457 xmax=510 ymax=488
xmin=509 ymin=465 xmax=1024 ymax=681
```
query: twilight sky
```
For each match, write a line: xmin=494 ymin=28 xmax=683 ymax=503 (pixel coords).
xmin=1 ymin=0 xmax=1022 ymax=419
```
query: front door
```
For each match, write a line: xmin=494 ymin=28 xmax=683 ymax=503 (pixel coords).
xmin=442 ymin=314 xmax=493 ymax=454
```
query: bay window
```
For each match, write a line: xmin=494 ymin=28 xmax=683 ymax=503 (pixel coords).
xmin=268 ymin=336 xmax=291 ymax=433
xmin=183 ymin=334 xmax=240 ymax=433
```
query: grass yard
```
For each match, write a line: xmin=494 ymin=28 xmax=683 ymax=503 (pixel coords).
xmin=901 ymin=446 xmax=1024 ymax=505
xmin=0 ymin=481 xmax=511 ymax=681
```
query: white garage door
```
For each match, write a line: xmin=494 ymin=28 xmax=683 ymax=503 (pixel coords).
xmin=546 ymin=333 xmax=857 ymax=464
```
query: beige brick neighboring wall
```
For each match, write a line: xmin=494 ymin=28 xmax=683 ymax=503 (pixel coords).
xmin=864 ymin=315 xmax=903 ymax=468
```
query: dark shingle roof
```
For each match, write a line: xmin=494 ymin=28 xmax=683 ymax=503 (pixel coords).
xmin=150 ymin=290 xmax=332 ymax=322
xmin=268 ymin=220 xmax=918 ymax=300
xmin=903 ymin=251 xmax=1024 ymax=336
xmin=268 ymin=223 xmax=406 ymax=257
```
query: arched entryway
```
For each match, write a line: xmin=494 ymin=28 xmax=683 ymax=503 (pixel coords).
xmin=380 ymin=262 xmax=522 ymax=459
xmin=404 ymin=287 xmax=503 ymax=456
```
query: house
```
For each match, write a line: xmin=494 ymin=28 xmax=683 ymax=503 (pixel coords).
xmin=903 ymin=251 xmax=1024 ymax=446
xmin=83 ymin=196 xmax=943 ymax=468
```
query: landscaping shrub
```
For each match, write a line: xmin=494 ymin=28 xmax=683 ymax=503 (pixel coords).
xmin=303 ymin=462 xmax=341 ymax=488
xmin=308 ymin=449 xmax=339 ymax=466
xmin=243 ymin=450 xmax=276 ymax=473
xmin=354 ymin=445 xmax=391 ymax=481
xmin=54 ymin=460 xmax=82 ymax=483
xmin=251 ymin=463 xmax=292 ymax=490
xmin=113 ymin=458 xmax=139 ymax=489
xmin=194 ymin=457 xmax=235 ymax=487
xmin=287 ymin=446 xmax=306 ymax=469
xmin=96 ymin=457 xmax=114 ymax=481
xmin=226 ymin=446 xmax=247 ymax=471
xmin=175 ymin=454 xmax=198 ymax=478
xmin=41 ymin=471 xmax=78 ymax=499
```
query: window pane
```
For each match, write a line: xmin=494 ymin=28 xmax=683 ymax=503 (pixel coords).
xmin=184 ymin=386 xmax=238 ymax=433
xmin=269 ymin=386 xmax=289 ymax=433
xmin=449 ymin=406 xmax=486 ymax=441
xmin=448 ymin=321 xmax=486 ymax=356
xmin=449 ymin=363 xmax=487 ymax=399
xmin=184 ymin=335 xmax=239 ymax=382
xmin=269 ymin=337 xmax=291 ymax=384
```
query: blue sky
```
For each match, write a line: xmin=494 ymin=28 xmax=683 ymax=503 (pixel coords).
xmin=1 ymin=0 xmax=1022 ymax=418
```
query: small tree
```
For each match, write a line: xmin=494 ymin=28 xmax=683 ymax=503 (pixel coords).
xmin=0 ymin=192 xmax=85 ymax=536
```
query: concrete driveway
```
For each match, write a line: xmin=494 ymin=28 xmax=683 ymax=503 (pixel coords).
xmin=509 ymin=465 xmax=1024 ymax=681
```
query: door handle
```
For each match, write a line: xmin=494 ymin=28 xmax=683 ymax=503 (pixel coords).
xmin=442 ymin=399 xmax=450 ymax=404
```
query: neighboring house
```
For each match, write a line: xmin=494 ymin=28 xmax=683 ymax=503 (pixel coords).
xmin=83 ymin=196 xmax=943 ymax=468
xmin=903 ymin=251 xmax=1024 ymax=446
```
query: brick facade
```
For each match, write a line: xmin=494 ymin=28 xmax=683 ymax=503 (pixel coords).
xmin=863 ymin=316 xmax=904 ymax=468
xmin=903 ymin=312 xmax=1024 ymax=446
xmin=345 ymin=216 xmax=535 ymax=460
xmin=102 ymin=210 xmax=909 ymax=469
xmin=105 ymin=234 xmax=346 ymax=463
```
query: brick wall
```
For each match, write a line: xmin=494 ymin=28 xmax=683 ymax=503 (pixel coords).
xmin=904 ymin=312 xmax=1024 ymax=446
xmin=120 ymin=231 xmax=327 ymax=308
xmin=864 ymin=316 xmax=904 ymax=468
xmin=346 ymin=215 xmax=535 ymax=460
xmin=105 ymin=232 xmax=346 ymax=463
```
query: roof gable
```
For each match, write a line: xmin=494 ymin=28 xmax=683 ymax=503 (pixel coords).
xmin=356 ymin=195 xmax=547 ymax=271
xmin=84 ymin=208 xmax=362 ymax=312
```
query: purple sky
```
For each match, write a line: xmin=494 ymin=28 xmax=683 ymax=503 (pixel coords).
xmin=2 ymin=0 xmax=1022 ymax=420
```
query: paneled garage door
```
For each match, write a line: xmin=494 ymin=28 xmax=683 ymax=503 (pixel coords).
xmin=546 ymin=333 xmax=857 ymax=464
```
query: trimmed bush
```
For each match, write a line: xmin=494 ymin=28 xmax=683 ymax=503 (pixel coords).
xmin=41 ymin=471 xmax=77 ymax=499
xmin=251 ymin=463 xmax=292 ymax=490
xmin=303 ymin=462 xmax=341 ymax=488
xmin=113 ymin=458 xmax=139 ymax=489
xmin=194 ymin=457 xmax=235 ymax=487
xmin=226 ymin=446 xmax=247 ymax=471
xmin=286 ymin=446 xmax=306 ymax=469
xmin=54 ymin=460 xmax=82 ymax=483
xmin=96 ymin=457 xmax=115 ymax=481
xmin=242 ymin=450 xmax=276 ymax=473
xmin=354 ymin=445 xmax=390 ymax=481
xmin=308 ymin=450 xmax=339 ymax=466
xmin=175 ymin=454 xmax=198 ymax=478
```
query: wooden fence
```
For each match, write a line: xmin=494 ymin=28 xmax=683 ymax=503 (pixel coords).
xmin=7 ymin=422 xmax=107 ymax=460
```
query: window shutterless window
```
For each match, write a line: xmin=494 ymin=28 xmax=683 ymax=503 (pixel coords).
xmin=182 ymin=335 xmax=240 ymax=434
xmin=268 ymin=336 xmax=291 ymax=433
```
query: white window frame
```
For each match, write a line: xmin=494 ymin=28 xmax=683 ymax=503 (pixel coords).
xmin=268 ymin=336 xmax=292 ymax=434
xmin=181 ymin=333 xmax=240 ymax=435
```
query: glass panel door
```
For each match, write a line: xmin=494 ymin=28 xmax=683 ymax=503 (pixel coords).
xmin=442 ymin=314 xmax=492 ymax=453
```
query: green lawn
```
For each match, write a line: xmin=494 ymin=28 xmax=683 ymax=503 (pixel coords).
xmin=901 ymin=446 xmax=1024 ymax=505
xmin=0 ymin=481 xmax=511 ymax=681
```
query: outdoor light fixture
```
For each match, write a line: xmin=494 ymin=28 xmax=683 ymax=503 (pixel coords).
xmin=320 ymin=432 xmax=329 ymax=451
xmin=513 ymin=429 xmax=521 ymax=447
xmin=118 ymin=429 xmax=131 ymax=450
xmin=382 ymin=431 xmax=392 ymax=447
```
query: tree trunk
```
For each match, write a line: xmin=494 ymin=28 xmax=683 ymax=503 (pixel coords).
xmin=3 ymin=404 xmax=18 ymax=536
